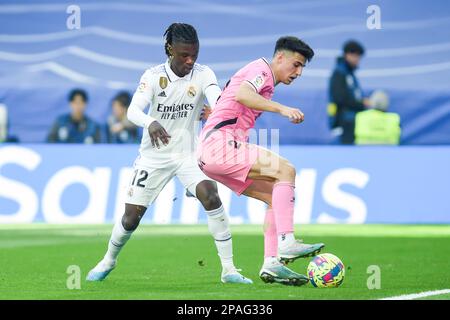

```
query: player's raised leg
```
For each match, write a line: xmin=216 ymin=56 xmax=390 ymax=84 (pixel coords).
xmin=246 ymin=147 xmax=324 ymax=264
xmin=86 ymin=204 xmax=146 ymax=281
xmin=243 ymin=180 xmax=308 ymax=286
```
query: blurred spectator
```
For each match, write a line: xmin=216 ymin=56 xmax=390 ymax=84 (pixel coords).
xmin=328 ymin=40 xmax=371 ymax=144
xmin=355 ymin=90 xmax=401 ymax=145
xmin=47 ymin=89 xmax=100 ymax=143
xmin=106 ymin=91 xmax=139 ymax=143
xmin=0 ymin=104 xmax=7 ymax=142
xmin=0 ymin=104 xmax=19 ymax=143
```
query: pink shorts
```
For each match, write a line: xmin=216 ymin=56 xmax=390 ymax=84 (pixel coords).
xmin=197 ymin=131 xmax=259 ymax=195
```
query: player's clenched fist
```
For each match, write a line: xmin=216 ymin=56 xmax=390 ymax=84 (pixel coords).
xmin=148 ymin=121 xmax=171 ymax=148
xmin=280 ymin=106 xmax=304 ymax=124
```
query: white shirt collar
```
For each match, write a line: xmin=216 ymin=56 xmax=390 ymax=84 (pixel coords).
xmin=164 ymin=59 xmax=193 ymax=82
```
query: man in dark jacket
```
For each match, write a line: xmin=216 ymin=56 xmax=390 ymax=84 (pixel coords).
xmin=106 ymin=91 xmax=139 ymax=144
xmin=47 ymin=89 xmax=100 ymax=143
xmin=328 ymin=40 xmax=371 ymax=144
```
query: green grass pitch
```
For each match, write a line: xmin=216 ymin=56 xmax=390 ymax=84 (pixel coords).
xmin=0 ymin=224 xmax=449 ymax=300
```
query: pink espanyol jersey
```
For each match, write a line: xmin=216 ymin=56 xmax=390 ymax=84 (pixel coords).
xmin=201 ymin=58 xmax=275 ymax=142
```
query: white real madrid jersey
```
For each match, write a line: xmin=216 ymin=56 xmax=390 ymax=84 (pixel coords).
xmin=129 ymin=60 xmax=220 ymax=162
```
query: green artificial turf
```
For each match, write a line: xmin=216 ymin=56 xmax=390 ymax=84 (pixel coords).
xmin=0 ymin=224 xmax=449 ymax=300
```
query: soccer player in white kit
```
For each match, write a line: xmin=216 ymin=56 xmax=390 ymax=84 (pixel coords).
xmin=86 ymin=23 xmax=252 ymax=284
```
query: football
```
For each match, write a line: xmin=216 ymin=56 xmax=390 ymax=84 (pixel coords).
xmin=307 ymin=253 xmax=345 ymax=288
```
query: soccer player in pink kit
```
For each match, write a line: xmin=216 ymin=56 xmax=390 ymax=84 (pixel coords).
xmin=198 ymin=36 xmax=324 ymax=286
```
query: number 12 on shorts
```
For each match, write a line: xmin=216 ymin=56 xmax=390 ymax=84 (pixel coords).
xmin=131 ymin=169 xmax=148 ymax=188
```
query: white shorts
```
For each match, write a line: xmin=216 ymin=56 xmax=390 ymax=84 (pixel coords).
xmin=125 ymin=154 xmax=210 ymax=207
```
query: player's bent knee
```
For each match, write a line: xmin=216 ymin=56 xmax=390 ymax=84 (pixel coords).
xmin=286 ymin=162 xmax=296 ymax=178
xmin=196 ymin=181 xmax=222 ymax=210
xmin=121 ymin=214 xmax=140 ymax=231
xmin=278 ymin=161 xmax=296 ymax=182
xmin=122 ymin=205 xmax=146 ymax=231
xmin=202 ymin=192 xmax=222 ymax=210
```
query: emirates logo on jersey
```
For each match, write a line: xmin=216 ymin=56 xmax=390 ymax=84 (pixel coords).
xmin=187 ymin=86 xmax=196 ymax=98
xmin=156 ymin=103 xmax=194 ymax=120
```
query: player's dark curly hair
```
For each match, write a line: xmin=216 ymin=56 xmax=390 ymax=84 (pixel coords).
xmin=274 ymin=36 xmax=314 ymax=63
xmin=163 ymin=23 xmax=199 ymax=57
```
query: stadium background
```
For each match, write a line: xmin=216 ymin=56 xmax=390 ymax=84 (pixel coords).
xmin=1 ymin=0 xmax=450 ymax=224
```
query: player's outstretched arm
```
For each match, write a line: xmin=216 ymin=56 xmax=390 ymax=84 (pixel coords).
xmin=235 ymin=82 xmax=304 ymax=124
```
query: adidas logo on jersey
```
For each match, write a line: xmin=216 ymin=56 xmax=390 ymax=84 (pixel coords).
xmin=158 ymin=91 xmax=167 ymax=97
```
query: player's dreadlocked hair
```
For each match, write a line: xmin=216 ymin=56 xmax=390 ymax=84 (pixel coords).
xmin=163 ymin=23 xmax=199 ymax=57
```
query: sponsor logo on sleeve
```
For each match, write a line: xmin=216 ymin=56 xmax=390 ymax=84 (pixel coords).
xmin=138 ymin=82 xmax=147 ymax=93
xmin=251 ymin=74 xmax=265 ymax=90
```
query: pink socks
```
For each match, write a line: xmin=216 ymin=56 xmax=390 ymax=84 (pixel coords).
xmin=263 ymin=208 xmax=277 ymax=257
xmin=272 ymin=181 xmax=295 ymax=235
xmin=264 ymin=182 xmax=296 ymax=259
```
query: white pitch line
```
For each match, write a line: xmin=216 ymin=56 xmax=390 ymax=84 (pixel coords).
xmin=380 ymin=289 xmax=450 ymax=300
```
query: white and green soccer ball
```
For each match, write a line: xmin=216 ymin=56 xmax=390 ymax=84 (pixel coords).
xmin=307 ymin=253 xmax=345 ymax=288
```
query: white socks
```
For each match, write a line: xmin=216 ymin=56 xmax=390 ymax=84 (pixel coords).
xmin=206 ymin=205 xmax=235 ymax=271
xmin=278 ymin=232 xmax=295 ymax=250
xmin=103 ymin=219 xmax=133 ymax=265
xmin=100 ymin=207 xmax=236 ymax=273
